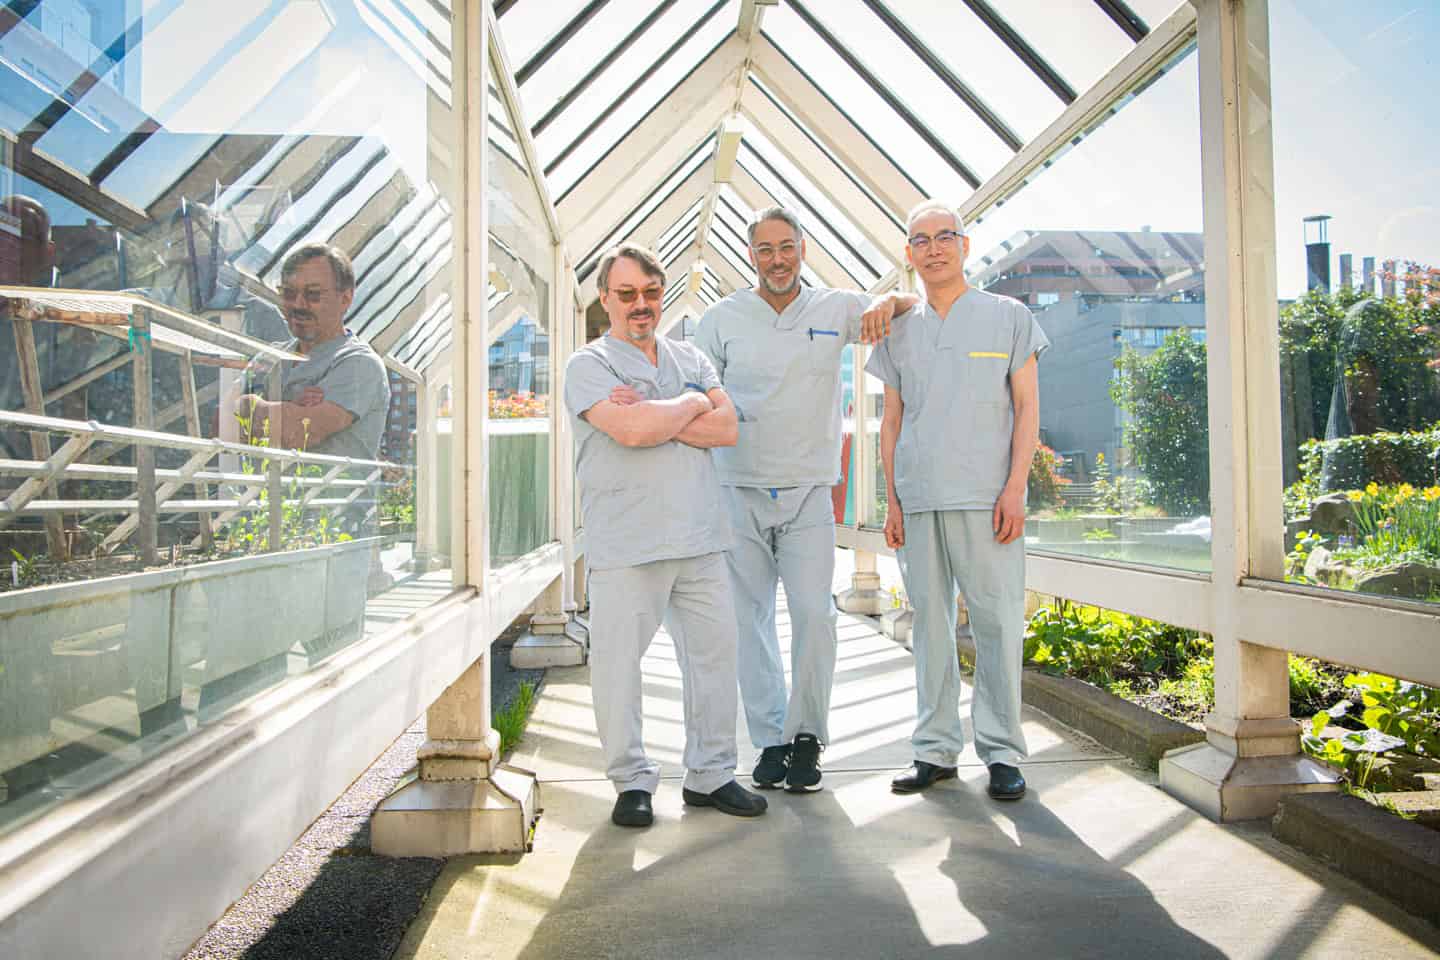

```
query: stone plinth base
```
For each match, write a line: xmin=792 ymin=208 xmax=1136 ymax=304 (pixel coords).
xmin=837 ymin=571 xmax=888 ymax=615
xmin=1160 ymin=741 xmax=1340 ymax=822
xmin=510 ymin=618 xmax=588 ymax=669
xmin=879 ymin=608 xmax=912 ymax=647
xmin=372 ymin=765 xmax=541 ymax=857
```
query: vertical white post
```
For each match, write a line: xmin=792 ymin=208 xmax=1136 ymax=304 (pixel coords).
xmin=372 ymin=0 xmax=539 ymax=859
xmin=1160 ymin=0 xmax=1337 ymax=820
xmin=413 ymin=377 xmax=440 ymax=569
xmin=511 ymin=246 xmax=587 ymax=668
xmin=837 ymin=341 xmax=888 ymax=615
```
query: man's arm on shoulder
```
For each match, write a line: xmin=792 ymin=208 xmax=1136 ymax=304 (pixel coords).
xmin=583 ymin=392 xmax=714 ymax=448
xmin=846 ymin=289 xmax=921 ymax=343
xmin=675 ymin=387 xmax=737 ymax=448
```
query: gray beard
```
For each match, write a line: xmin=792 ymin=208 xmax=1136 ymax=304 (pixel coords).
xmin=760 ymin=270 xmax=799 ymax=296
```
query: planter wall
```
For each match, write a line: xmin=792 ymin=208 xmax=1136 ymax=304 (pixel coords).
xmin=0 ymin=539 xmax=378 ymax=778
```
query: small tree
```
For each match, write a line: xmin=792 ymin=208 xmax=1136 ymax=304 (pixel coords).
xmin=1111 ymin=333 xmax=1210 ymax=515
xmin=1028 ymin=444 xmax=1070 ymax=509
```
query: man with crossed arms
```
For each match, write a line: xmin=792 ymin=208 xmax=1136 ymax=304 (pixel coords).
xmin=869 ymin=200 xmax=1048 ymax=801
xmin=565 ymin=242 xmax=766 ymax=828
xmin=694 ymin=207 xmax=916 ymax=793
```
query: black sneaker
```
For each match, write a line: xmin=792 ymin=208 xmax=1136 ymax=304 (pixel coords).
xmin=786 ymin=733 xmax=823 ymax=793
xmin=752 ymin=744 xmax=790 ymax=789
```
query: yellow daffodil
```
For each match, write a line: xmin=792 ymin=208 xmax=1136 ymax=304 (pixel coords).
xmin=1365 ymin=482 xmax=1380 ymax=496
xmin=1424 ymin=486 xmax=1440 ymax=501
xmin=1396 ymin=483 xmax=1415 ymax=500
xmin=1346 ymin=490 xmax=1364 ymax=502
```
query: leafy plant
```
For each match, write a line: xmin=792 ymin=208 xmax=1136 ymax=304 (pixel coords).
xmin=1089 ymin=452 xmax=1155 ymax=515
xmin=8 ymin=548 xmax=41 ymax=588
xmin=1024 ymin=597 xmax=1211 ymax=690
xmin=493 ymin=680 xmax=538 ymax=754
xmin=1302 ymin=671 xmax=1440 ymax=793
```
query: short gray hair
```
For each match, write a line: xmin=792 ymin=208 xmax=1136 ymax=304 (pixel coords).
xmin=597 ymin=242 xmax=665 ymax=293
xmin=281 ymin=242 xmax=355 ymax=293
xmin=905 ymin=200 xmax=966 ymax=237
xmin=746 ymin=206 xmax=802 ymax=245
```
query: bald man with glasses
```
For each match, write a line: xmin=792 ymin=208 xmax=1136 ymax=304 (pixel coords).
xmin=869 ymin=200 xmax=1049 ymax=801
xmin=564 ymin=242 xmax=767 ymax=828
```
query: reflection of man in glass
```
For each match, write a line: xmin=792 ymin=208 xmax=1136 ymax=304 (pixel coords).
xmin=564 ymin=243 xmax=766 ymax=828
xmin=870 ymin=201 xmax=1048 ymax=802
xmin=236 ymin=243 xmax=388 ymax=459
xmin=691 ymin=206 xmax=915 ymax=794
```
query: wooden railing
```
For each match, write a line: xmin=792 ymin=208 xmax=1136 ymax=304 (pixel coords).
xmin=0 ymin=409 xmax=410 ymax=561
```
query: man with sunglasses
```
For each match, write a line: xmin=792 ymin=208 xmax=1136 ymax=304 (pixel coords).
xmin=693 ymin=207 xmax=917 ymax=795
xmin=565 ymin=242 xmax=767 ymax=828
xmin=867 ymin=201 xmax=1049 ymax=801
xmin=235 ymin=243 xmax=388 ymax=460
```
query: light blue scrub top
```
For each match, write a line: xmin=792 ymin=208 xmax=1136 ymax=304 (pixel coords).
xmin=865 ymin=288 xmax=1049 ymax=512
xmin=564 ymin=333 xmax=732 ymax=571
xmin=693 ymin=286 xmax=871 ymax=487
xmin=280 ymin=332 xmax=390 ymax=459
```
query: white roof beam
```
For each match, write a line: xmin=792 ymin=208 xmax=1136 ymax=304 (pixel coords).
xmin=485 ymin=3 xmax=563 ymax=242
xmin=737 ymin=0 xmax=772 ymax=41
xmin=960 ymin=4 xmax=1196 ymax=225
xmin=750 ymin=34 xmax=925 ymax=222
xmin=660 ymin=293 xmax=702 ymax=336
xmin=580 ymin=164 xmax=711 ymax=282
xmin=702 ymin=238 xmax=751 ymax=292
xmin=731 ymin=165 xmax=856 ymax=290
xmin=740 ymin=85 xmax=905 ymax=268
xmin=558 ymin=35 xmax=748 ymax=257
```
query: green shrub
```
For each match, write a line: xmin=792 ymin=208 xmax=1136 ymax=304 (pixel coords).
xmin=1298 ymin=425 xmax=1440 ymax=493
xmin=1024 ymin=598 xmax=1211 ymax=689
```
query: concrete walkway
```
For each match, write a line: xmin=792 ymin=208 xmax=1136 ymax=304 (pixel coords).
xmin=396 ymin=597 xmax=1440 ymax=959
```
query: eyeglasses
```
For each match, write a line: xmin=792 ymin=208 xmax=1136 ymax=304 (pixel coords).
xmin=608 ymin=284 xmax=664 ymax=304
xmin=281 ymin=286 xmax=337 ymax=306
xmin=751 ymin=241 xmax=799 ymax=261
xmin=907 ymin=230 xmax=962 ymax=252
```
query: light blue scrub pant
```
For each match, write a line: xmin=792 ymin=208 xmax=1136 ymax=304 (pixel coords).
xmin=898 ymin=509 xmax=1028 ymax=768
xmin=588 ymin=552 xmax=739 ymax=796
xmin=725 ymin=485 xmax=837 ymax=749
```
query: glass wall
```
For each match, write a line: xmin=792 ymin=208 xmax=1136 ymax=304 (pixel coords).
xmin=1267 ymin=1 xmax=1440 ymax=606
xmin=0 ymin=2 xmax=456 ymax=833
xmin=961 ymin=47 xmax=1208 ymax=572
xmin=487 ymin=64 xmax=553 ymax=568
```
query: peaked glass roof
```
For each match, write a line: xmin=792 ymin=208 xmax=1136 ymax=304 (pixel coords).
xmin=498 ymin=0 xmax=1191 ymax=305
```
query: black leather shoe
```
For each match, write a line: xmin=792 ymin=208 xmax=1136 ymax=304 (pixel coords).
xmin=682 ymin=779 xmax=768 ymax=817
xmin=987 ymin=763 xmax=1026 ymax=800
xmin=612 ymin=789 xmax=654 ymax=827
xmin=891 ymin=761 xmax=958 ymax=794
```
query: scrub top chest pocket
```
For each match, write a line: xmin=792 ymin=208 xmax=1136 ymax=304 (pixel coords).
xmin=805 ymin=325 xmax=844 ymax=375
xmin=963 ymin=347 xmax=1013 ymax=452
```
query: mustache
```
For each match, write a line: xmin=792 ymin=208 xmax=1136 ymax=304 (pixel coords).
xmin=286 ymin=310 xmax=316 ymax=323
xmin=627 ymin=309 xmax=654 ymax=321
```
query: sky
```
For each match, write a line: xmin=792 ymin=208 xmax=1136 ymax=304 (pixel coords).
xmin=3 ymin=0 xmax=1434 ymax=301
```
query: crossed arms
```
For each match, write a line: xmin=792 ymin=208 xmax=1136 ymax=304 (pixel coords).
xmin=582 ymin=385 xmax=737 ymax=449
xmin=236 ymin=387 xmax=354 ymax=450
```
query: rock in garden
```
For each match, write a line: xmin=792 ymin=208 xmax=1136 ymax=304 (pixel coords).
xmin=1303 ymin=545 xmax=1347 ymax=586
xmin=1354 ymin=562 xmax=1440 ymax=601
xmin=1307 ymin=493 xmax=1357 ymax=535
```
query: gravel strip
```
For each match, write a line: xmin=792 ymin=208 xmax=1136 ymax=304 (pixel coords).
xmin=181 ymin=636 xmax=544 ymax=960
